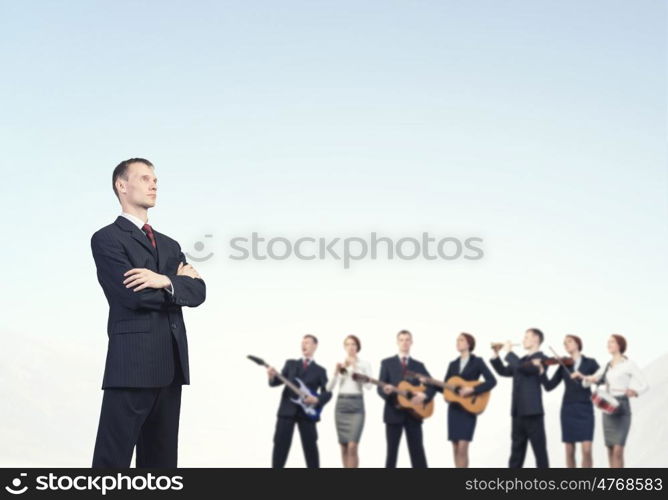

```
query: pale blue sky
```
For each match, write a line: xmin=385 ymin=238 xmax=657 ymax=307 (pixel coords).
xmin=0 ymin=1 xmax=666 ymax=466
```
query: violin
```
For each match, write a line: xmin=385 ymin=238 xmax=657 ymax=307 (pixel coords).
xmin=521 ymin=356 xmax=575 ymax=368
xmin=542 ymin=357 xmax=575 ymax=366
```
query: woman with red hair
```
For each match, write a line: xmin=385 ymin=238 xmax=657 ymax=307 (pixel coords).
xmin=582 ymin=334 xmax=649 ymax=468
xmin=443 ymin=332 xmax=497 ymax=467
xmin=327 ymin=335 xmax=372 ymax=468
xmin=544 ymin=335 xmax=599 ymax=467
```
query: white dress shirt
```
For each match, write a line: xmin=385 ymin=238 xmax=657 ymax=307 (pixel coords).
xmin=583 ymin=357 xmax=649 ymax=396
xmin=121 ymin=211 xmax=148 ymax=229
xmin=459 ymin=355 xmax=470 ymax=374
xmin=121 ymin=212 xmax=174 ymax=295
xmin=327 ymin=359 xmax=373 ymax=394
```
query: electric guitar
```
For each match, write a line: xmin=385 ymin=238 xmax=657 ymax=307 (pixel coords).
xmin=248 ymin=355 xmax=322 ymax=421
xmin=406 ymin=370 xmax=491 ymax=415
xmin=352 ymin=373 xmax=434 ymax=419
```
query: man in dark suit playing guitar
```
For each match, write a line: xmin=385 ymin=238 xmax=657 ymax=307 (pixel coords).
xmin=267 ymin=334 xmax=332 ymax=468
xmin=491 ymin=328 xmax=549 ymax=468
xmin=91 ymin=158 xmax=206 ymax=468
xmin=378 ymin=329 xmax=436 ymax=468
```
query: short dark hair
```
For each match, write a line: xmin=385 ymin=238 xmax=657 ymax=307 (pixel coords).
xmin=527 ymin=328 xmax=544 ymax=344
xmin=344 ymin=335 xmax=361 ymax=352
xmin=112 ymin=158 xmax=154 ymax=199
xmin=565 ymin=334 xmax=582 ymax=352
xmin=303 ymin=334 xmax=318 ymax=344
xmin=460 ymin=332 xmax=476 ymax=352
xmin=611 ymin=334 xmax=627 ymax=354
xmin=397 ymin=329 xmax=412 ymax=339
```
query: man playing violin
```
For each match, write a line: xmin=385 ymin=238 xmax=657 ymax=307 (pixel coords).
xmin=491 ymin=328 xmax=550 ymax=468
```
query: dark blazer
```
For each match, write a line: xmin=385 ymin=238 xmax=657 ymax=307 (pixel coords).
xmin=544 ymin=355 xmax=600 ymax=403
xmin=269 ymin=359 xmax=332 ymax=421
xmin=490 ymin=351 xmax=548 ymax=417
xmin=377 ymin=355 xmax=437 ymax=424
xmin=444 ymin=354 xmax=497 ymax=395
xmin=91 ymin=216 xmax=206 ymax=389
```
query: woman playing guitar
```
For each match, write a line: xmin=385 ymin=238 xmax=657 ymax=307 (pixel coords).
xmin=442 ymin=333 xmax=497 ymax=467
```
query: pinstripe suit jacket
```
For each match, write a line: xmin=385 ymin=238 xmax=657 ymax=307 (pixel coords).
xmin=91 ymin=216 xmax=206 ymax=389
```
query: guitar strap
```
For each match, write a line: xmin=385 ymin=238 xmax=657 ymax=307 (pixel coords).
xmin=596 ymin=362 xmax=612 ymax=391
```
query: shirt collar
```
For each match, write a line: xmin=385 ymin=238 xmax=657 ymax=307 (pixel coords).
xmin=121 ymin=212 xmax=148 ymax=231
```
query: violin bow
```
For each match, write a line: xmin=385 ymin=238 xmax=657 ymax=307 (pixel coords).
xmin=548 ymin=346 xmax=577 ymax=384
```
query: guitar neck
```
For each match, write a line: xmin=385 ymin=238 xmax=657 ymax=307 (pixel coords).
xmin=405 ymin=371 xmax=447 ymax=390
xmin=360 ymin=375 xmax=410 ymax=397
xmin=272 ymin=370 xmax=303 ymax=396
xmin=425 ymin=378 xmax=449 ymax=389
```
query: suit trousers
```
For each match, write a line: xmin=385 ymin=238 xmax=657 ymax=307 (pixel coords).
xmin=385 ymin=419 xmax=428 ymax=468
xmin=92 ymin=336 xmax=185 ymax=468
xmin=272 ymin=415 xmax=319 ymax=468
xmin=509 ymin=415 xmax=549 ymax=468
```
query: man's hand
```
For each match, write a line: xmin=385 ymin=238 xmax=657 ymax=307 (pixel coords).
xmin=267 ymin=367 xmax=278 ymax=379
xmin=412 ymin=392 xmax=427 ymax=405
xmin=459 ymin=386 xmax=474 ymax=397
xmin=625 ymin=389 xmax=638 ymax=398
xmin=504 ymin=340 xmax=513 ymax=353
xmin=304 ymin=395 xmax=319 ymax=406
xmin=571 ymin=371 xmax=583 ymax=380
xmin=177 ymin=262 xmax=201 ymax=279
xmin=123 ymin=268 xmax=171 ymax=292
xmin=383 ymin=384 xmax=395 ymax=395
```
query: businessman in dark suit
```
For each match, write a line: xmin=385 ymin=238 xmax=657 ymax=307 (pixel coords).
xmin=490 ymin=328 xmax=549 ymax=468
xmin=91 ymin=158 xmax=206 ymax=468
xmin=267 ymin=334 xmax=332 ymax=468
xmin=378 ymin=329 xmax=436 ymax=468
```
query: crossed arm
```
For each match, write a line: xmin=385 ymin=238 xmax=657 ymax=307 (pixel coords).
xmin=91 ymin=232 xmax=206 ymax=311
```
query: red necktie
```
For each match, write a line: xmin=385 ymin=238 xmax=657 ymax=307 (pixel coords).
xmin=302 ymin=359 xmax=309 ymax=370
xmin=401 ymin=356 xmax=407 ymax=374
xmin=142 ymin=223 xmax=157 ymax=248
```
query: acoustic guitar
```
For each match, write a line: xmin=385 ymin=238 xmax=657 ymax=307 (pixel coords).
xmin=406 ymin=370 xmax=491 ymax=415
xmin=352 ymin=373 xmax=434 ymax=419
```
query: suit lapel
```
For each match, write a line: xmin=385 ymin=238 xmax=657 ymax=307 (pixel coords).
xmin=115 ymin=216 xmax=160 ymax=273
xmin=395 ymin=355 xmax=405 ymax=379
xmin=154 ymin=230 xmax=169 ymax=271
xmin=298 ymin=359 xmax=311 ymax=377
xmin=114 ymin=216 xmax=157 ymax=259
xmin=406 ymin=357 xmax=420 ymax=379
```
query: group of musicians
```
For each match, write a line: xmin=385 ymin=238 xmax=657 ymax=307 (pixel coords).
xmin=264 ymin=328 xmax=649 ymax=469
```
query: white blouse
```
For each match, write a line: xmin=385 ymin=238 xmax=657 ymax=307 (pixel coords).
xmin=327 ymin=359 xmax=373 ymax=395
xmin=583 ymin=357 xmax=649 ymax=397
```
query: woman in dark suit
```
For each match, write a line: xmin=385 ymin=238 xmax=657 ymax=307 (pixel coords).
xmin=444 ymin=333 xmax=497 ymax=467
xmin=543 ymin=334 xmax=599 ymax=467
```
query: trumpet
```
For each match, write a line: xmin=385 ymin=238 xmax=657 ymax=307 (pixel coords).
xmin=490 ymin=342 xmax=520 ymax=351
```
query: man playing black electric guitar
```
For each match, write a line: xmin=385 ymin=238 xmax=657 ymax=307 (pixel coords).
xmin=267 ymin=334 xmax=331 ymax=468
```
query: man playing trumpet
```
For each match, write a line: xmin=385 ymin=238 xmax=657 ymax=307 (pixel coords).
xmin=490 ymin=329 xmax=550 ymax=468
